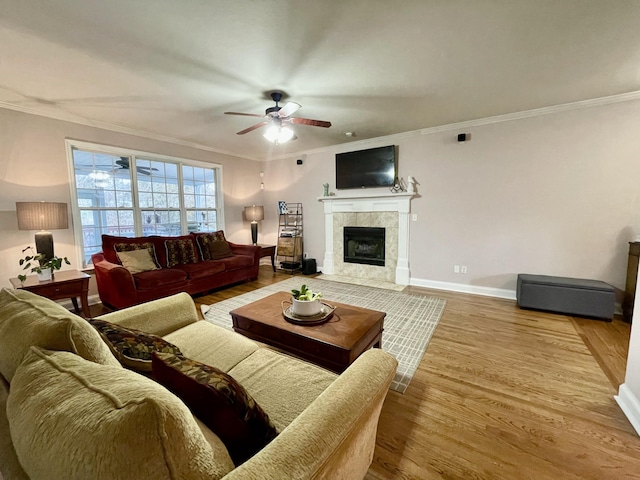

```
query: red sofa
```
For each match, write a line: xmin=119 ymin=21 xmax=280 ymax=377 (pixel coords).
xmin=92 ymin=231 xmax=260 ymax=309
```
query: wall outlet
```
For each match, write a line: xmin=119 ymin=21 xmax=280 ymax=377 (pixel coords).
xmin=454 ymin=265 xmax=460 ymax=273
xmin=461 ymin=265 xmax=467 ymax=274
xmin=412 ymin=214 xmax=418 ymax=221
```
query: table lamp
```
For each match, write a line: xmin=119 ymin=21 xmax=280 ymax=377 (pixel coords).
xmin=16 ymin=202 xmax=69 ymax=261
xmin=244 ymin=205 xmax=264 ymax=245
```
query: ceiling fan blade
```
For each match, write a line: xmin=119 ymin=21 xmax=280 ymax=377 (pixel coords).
xmin=289 ymin=117 xmax=332 ymax=128
xmin=116 ymin=157 xmax=129 ymax=168
xmin=224 ymin=112 xmax=265 ymax=118
xmin=277 ymin=102 xmax=301 ymax=118
xmin=237 ymin=121 xmax=269 ymax=135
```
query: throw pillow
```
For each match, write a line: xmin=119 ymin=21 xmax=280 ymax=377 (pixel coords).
xmin=194 ymin=231 xmax=227 ymax=260
xmin=165 ymin=238 xmax=197 ymax=267
xmin=116 ymin=248 xmax=159 ymax=274
xmin=113 ymin=241 xmax=160 ymax=268
xmin=208 ymin=240 xmax=234 ymax=260
xmin=152 ymin=352 xmax=278 ymax=466
xmin=88 ymin=319 xmax=183 ymax=372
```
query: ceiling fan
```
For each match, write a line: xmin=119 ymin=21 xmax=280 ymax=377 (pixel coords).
xmin=115 ymin=157 xmax=158 ymax=176
xmin=225 ymin=92 xmax=331 ymax=143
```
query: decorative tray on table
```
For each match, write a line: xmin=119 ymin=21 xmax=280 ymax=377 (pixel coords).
xmin=281 ymin=301 xmax=336 ymax=326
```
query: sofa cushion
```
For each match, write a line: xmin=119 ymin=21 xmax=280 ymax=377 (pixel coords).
xmin=0 ymin=376 xmax=29 ymax=480
xmin=228 ymin=348 xmax=337 ymax=431
xmin=165 ymin=236 xmax=198 ymax=267
xmin=208 ymin=240 xmax=234 ymax=260
xmin=7 ymin=347 xmax=234 ymax=480
xmin=117 ymin=248 xmax=159 ymax=274
xmin=163 ymin=321 xmax=259 ymax=372
xmin=0 ymin=288 xmax=120 ymax=382
xmin=132 ymin=268 xmax=188 ymax=290
xmin=220 ymin=254 xmax=254 ymax=271
xmin=113 ymin=240 xmax=160 ymax=268
xmin=172 ymin=260 xmax=226 ymax=280
xmin=152 ymin=352 xmax=278 ymax=466
xmin=193 ymin=231 xmax=227 ymax=260
xmin=88 ymin=318 xmax=183 ymax=372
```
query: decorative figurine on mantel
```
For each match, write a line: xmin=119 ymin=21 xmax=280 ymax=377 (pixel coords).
xmin=323 ymin=183 xmax=329 ymax=196
xmin=407 ymin=176 xmax=417 ymax=194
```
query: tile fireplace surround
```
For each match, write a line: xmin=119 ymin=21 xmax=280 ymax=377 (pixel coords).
xmin=318 ymin=192 xmax=416 ymax=285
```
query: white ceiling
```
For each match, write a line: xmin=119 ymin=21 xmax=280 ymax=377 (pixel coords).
xmin=1 ymin=1 xmax=640 ymax=161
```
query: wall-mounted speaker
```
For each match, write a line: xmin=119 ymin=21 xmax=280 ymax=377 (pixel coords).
xmin=296 ymin=159 xmax=303 ymax=165
xmin=457 ymin=133 xmax=469 ymax=142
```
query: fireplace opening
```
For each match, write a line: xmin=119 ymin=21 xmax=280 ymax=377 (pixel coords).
xmin=343 ymin=227 xmax=385 ymax=266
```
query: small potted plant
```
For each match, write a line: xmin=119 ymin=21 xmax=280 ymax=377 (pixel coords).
xmin=18 ymin=246 xmax=70 ymax=283
xmin=290 ymin=284 xmax=323 ymax=316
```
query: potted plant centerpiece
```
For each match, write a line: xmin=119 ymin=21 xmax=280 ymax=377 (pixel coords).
xmin=18 ymin=246 xmax=70 ymax=283
xmin=290 ymin=284 xmax=323 ymax=316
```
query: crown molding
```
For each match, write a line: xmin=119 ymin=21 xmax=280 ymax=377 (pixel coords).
xmin=3 ymin=89 xmax=640 ymax=164
xmin=266 ymin=90 xmax=640 ymax=161
xmin=0 ymin=100 xmax=259 ymax=162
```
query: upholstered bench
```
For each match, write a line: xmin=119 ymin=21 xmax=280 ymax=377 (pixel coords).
xmin=516 ymin=274 xmax=615 ymax=321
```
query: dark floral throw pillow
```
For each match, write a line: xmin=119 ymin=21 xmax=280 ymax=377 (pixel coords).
xmin=113 ymin=242 xmax=160 ymax=268
xmin=88 ymin=318 xmax=182 ymax=372
xmin=208 ymin=240 xmax=234 ymax=260
xmin=165 ymin=238 xmax=197 ymax=267
xmin=195 ymin=231 xmax=227 ymax=260
xmin=152 ymin=352 xmax=278 ymax=466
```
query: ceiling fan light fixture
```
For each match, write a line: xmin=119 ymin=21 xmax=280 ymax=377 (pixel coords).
xmin=264 ymin=125 xmax=294 ymax=144
xmin=279 ymin=126 xmax=294 ymax=143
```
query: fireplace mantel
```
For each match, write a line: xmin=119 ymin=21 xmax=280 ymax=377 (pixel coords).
xmin=318 ymin=192 xmax=416 ymax=284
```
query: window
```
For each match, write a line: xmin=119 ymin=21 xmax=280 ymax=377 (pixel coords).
xmin=67 ymin=141 xmax=223 ymax=267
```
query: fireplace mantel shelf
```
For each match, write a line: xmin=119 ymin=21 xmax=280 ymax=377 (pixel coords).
xmin=318 ymin=192 xmax=416 ymax=202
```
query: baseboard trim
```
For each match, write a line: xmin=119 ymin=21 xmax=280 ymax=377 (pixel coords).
xmin=409 ymin=278 xmax=517 ymax=300
xmin=316 ymin=266 xmax=517 ymax=300
xmin=615 ymin=383 xmax=640 ymax=437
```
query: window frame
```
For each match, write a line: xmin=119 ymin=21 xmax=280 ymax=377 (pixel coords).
xmin=65 ymin=139 xmax=225 ymax=268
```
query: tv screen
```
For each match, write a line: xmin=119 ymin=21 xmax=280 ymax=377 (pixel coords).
xmin=335 ymin=145 xmax=396 ymax=189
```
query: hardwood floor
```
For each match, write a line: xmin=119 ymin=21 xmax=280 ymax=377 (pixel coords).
xmin=90 ymin=266 xmax=640 ymax=479
xmin=368 ymin=287 xmax=639 ymax=480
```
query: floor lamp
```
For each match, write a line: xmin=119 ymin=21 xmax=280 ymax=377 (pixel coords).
xmin=244 ymin=205 xmax=264 ymax=245
xmin=16 ymin=202 xmax=69 ymax=261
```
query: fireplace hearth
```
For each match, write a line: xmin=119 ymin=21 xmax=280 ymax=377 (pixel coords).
xmin=343 ymin=227 xmax=385 ymax=266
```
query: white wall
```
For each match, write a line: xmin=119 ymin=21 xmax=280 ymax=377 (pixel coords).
xmin=262 ymin=98 xmax=640 ymax=297
xmin=616 ymin=300 xmax=640 ymax=435
xmin=0 ymin=108 xmax=262 ymax=291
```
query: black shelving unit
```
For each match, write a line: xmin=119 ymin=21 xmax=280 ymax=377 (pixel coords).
xmin=276 ymin=202 xmax=303 ymax=272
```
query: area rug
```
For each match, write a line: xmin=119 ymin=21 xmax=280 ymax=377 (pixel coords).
xmin=202 ymin=277 xmax=446 ymax=393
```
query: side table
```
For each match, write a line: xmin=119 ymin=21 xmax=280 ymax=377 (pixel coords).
xmin=10 ymin=270 xmax=91 ymax=318
xmin=257 ymin=244 xmax=276 ymax=272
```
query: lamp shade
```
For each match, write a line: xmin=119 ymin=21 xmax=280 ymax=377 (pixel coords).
xmin=16 ymin=202 xmax=68 ymax=231
xmin=244 ymin=205 xmax=264 ymax=222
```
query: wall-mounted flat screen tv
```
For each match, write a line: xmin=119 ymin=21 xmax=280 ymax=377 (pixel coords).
xmin=335 ymin=145 xmax=397 ymax=189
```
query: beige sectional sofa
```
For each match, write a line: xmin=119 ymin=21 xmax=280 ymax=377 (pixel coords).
xmin=0 ymin=288 xmax=397 ymax=480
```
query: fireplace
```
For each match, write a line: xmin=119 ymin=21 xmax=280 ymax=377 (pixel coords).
xmin=320 ymin=192 xmax=414 ymax=284
xmin=343 ymin=227 xmax=385 ymax=266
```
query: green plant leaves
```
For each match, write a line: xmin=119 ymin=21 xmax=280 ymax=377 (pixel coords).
xmin=290 ymin=284 xmax=322 ymax=301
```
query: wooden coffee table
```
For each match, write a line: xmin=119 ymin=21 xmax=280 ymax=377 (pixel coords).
xmin=230 ymin=291 xmax=385 ymax=373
